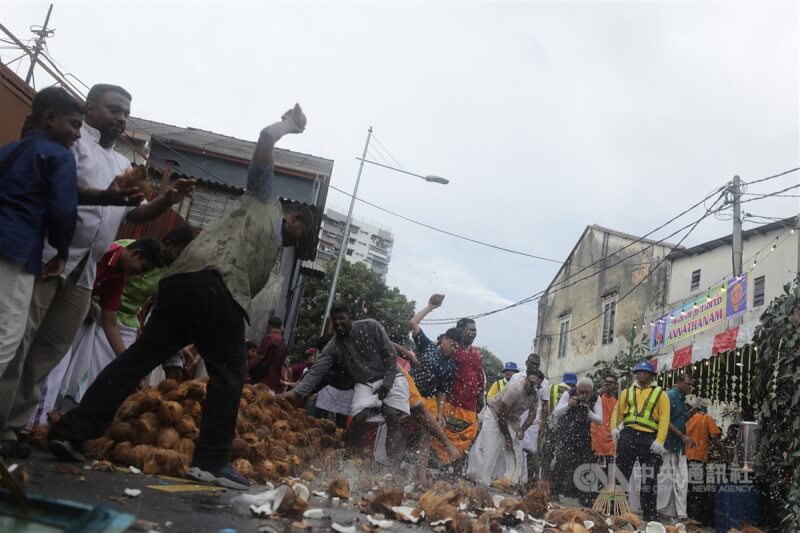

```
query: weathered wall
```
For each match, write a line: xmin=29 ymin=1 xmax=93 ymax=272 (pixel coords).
xmin=536 ymin=227 xmax=673 ymax=379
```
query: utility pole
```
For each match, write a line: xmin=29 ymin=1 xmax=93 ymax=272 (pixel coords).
xmin=731 ymin=175 xmax=743 ymax=277
xmin=24 ymin=4 xmax=55 ymax=86
xmin=319 ymin=127 xmax=373 ymax=336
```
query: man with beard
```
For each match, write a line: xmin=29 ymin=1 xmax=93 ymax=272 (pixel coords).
xmin=285 ymin=304 xmax=409 ymax=465
xmin=550 ymin=377 xmax=603 ymax=504
xmin=432 ymin=317 xmax=485 ymax=462
xmin=467 ymin=369 xmax=543 ymax=486
xmin=508 ymin=353 xmax=549 ymax=480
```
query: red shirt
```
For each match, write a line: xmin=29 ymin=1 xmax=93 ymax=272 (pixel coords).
xmin=448 ymin=345 xmax=484 ymax=412
xmin=253 ymin=332 xmax=288 ymax=392
xmin=93 ymin=243 xmax=127 ymax=312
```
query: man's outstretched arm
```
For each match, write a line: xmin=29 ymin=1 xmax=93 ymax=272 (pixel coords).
xmin=248 ymin=104 xmax=307 ymax=203
xmin=410 ymin=294 xmax=444 ymax=336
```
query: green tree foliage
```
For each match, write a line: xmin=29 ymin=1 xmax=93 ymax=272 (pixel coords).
xmin=480 ymin=346 xmax=504 ymax=383
xmin=291 ymin=260 xmax=416 ymax=354
xmin=752 ymin=276 xmax=800 ymax=531
xmin=587 ymin=331 xmax=651 ymax=389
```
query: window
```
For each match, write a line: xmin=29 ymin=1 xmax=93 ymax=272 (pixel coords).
xmin=602 ymin=297 xmax=616 ymax=344
xmin=346 ymin=249 xmax=353 ymax=256
xmin=690 ymin=269 xmax=701 ymax=291
xmin=558 ymin=317 xmax=570 ymax=359
xmin=753 ymin=275 xmax=766 ymax=306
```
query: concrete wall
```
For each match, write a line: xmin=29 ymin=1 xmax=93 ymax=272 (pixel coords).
xmin=536 ymin=227 xmax=673 ymax=379
xmin=666 ymin=221 xmax=797 ymax=326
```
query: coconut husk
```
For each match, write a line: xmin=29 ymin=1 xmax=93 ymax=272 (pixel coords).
xmin=157 ymin=379 xmax=180 ymax=396
xmin=241 ymin=385 xmax=256 ymax=403
xmin=740 ymin=526 xmax=766 ymax=533
xmin=269 ymin=445 xmax=288 ymax=462
xmin=176 ymin=416 xmax=199 ymax=439
xmin=158 ymin=401 xmax=184 ymax=426
xmin=134 ymin=412 xmax=160 ymax=445
xmin=273 ymin=420 xmax=290 ymax=433
xmin=491 ymin=477 xmax=513 ymax=491
xmin=246 ymin=441 xmax=269 ymax=463
xmin=367 ymin=488 xmax=404 ymax=514
xmin=320 ymin=419 xmax=337 ymax=434
xmin=545 ymin=508 xmax=599 ymax=530
xmin=419 ymin=489 xmax=461 ymax=522
xmin=286 ymin=432 xmax=308 ymax=447
xmin=523 ymin=484 xmax=550 ymax=518
xmin=300 ymin=469 xmax=316 ymax=482
xmin=114 ymin=166 xmax=152 ymax=195
xmin=164 ymin=382 xmax=188 ymax=403
xmin=287 ymin=454 xmax=302 ymax=467
xmin=112 ymin=441 xmax=135 ymax=465
xmin=185 ymin=380 xmax=206 ymax=401
xmin=320 ymin=435 xmax=338 ymax=449
xmin=181 ymin=399 xmax=201 ymax=420
xmin=138 ymin=389 xmax=163 ymax=412
xmin=116 ymin=399 xmax=141 ymax=420
xmin=254 ymin=427 xmax=271 ymax=441
xmin=84 ymin=436 xmax=115 ymax=459
xmin=131 ymin=444 xmax=155 ymax=469
xmin=157 ymin=427 xmax=181 ymax=449
xmin=46 ymin=410 xmax=63 ymax=425
xmin=143 ymin=448 xmax=188 ymax=476
xmin=329 ymin=478 xmax=351 ymax=499
xmin=230 ymin=437 xmax=248 ymax=459
xmin=253 ymin=460 xmax=280 ymax=482
xmin=232 ymin=458 xmax=254 ymax=479
xmin=612 ymin=512 xmax=640 ymax=530
xmin=172 ymin=437 xmax=195 ymax=458
xmin=274 ymin=460 xmax=290 ymax=476
xmin=108 ymin=421 xmax=136 ymax=443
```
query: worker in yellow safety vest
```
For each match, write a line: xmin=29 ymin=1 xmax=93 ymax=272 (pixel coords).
xmin=539 ymin=372 xmax=577 ymax=481
xmin=486 ymin=362 xmax=520 ymax=399
xmin=609 ymin=360 xmax=670 ymax=521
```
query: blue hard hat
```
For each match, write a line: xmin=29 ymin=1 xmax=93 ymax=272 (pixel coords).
xmin=562 ymin=372 xmax=578 ymax=385
xmin=631 ymin=360 xmax=656 ymax=374
xmin=503 ymin=362 xmax=519 ymax=373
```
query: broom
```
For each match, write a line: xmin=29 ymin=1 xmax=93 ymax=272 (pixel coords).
xmin=592 ymin=382 xmax=631 ymax=516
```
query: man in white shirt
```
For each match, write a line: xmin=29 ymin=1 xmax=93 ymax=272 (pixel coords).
xmin=509 ymin=353 xmax=548 ymax=481
xmin=0 ymin=84 xmax=193 ymax=451
xmin=550 ymin=377 xmax=603 ymax=504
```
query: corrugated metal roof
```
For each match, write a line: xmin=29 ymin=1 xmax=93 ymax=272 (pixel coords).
xmin=127 ymin=116 xmax=334 ymax=177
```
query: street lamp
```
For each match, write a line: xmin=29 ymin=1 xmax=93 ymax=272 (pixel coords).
xmin=319 ymin=127 xmax=449 ymax=335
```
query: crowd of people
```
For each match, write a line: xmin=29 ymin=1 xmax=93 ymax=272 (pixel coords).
xmin=0 ymin=84 xmax=727 ymax=524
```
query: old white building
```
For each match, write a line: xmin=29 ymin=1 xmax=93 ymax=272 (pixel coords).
xmin=317 ymin=207 xmax=394 ymax=277
xmin=535 ymin=225 xmax=676 ymax=379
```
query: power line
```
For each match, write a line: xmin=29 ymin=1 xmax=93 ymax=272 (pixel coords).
xmin=422 ymin=198 xmax=726 ymax=325
xmin=740 ymin=183 xmax=800 ymax=204
xmin=745 ymin=166 xmax=800 ymax=186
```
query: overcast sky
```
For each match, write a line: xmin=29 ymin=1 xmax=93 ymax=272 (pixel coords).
xmin=3 ymin=1 xmax=798 ymax=365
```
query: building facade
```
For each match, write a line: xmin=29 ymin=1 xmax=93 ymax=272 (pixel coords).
xmin=535 ymin=225 xmax=676 ymax=379
xmin=317 ymin=207 xmax=394 ymax=277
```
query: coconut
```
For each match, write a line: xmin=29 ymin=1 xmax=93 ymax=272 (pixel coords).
xmin=163 ymin=383 xmax=188 ymax=403
xmin=157 ymin=379 xmax=180 ymax=396
xmin=157 ymin=427 xmax=181 ymax=449
xmin=134 ymin=413 xmax=160 ymax=445
xmin=230 ymin=437 xmax=249 ymax=459
xmin=232 ymin=458 xmax=254 ymax=479
xmin=158 ymin=401 xmax=184 ymax=426
xmin=112 ymin=441 xmax=135 ymax=465
xmin=369 ymin=488 xmax=404 ymax=513
xmin=172 ymin=437 xmax=195 ymax=458
xmin=300 ymin=469 xmax=316 ymax=482
xmin=29 ymin=426 xmax=49 ymax=450
xmin=84 ymin=436 xmax=115 ymax=459
xmin=241 ymin=385 xmax=256 ymax=403
xmin=138 ymin=389 xmax=162 ymax=412
xmin=181 ymin=399 xmax=202 ymax=421
xmin=271 ymin=484 xmax=308 ymax=517
xmin=329 ymin=478 xmax=350 ymax=500
xmin=131 ymin=444 xmax=155 ymax=469
xmin=176 ymin=416 xmax=199 ymax=439
xmin=143 ymin=448 xmax=188 ymax=476
xmin=273 ymin=420 xmax=290 ymax=433
xmin=185 ymin=381 xmax=206 ymax=401
xmin=116 ymin=399 xmax=141 ymax=420
xmin=320 ymin=419 xmax=337 ymax=435
xmin=108 ymin=421 xmax=135 ymax=442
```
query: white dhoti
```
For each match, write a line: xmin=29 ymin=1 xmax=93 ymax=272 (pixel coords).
xmin=466 ymin=409 xmax=526 ymax=487
xmin=28 ymin=321 xmax=136 ymax=428
xmin=657 ymin=452 xmax=688 ymax=518
xmin=350 ymin=374 xmax=410 ymax=422
xmin=315 ymin=386 xmax=354 ymax=415
xmin=629 ymin=461 xmax=642 ymax=513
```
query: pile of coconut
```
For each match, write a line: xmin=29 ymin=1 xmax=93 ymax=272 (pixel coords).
xmin=32 ymin=379 xmax=344 ymax=483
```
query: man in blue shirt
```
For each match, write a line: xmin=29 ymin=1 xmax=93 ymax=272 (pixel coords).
xmin=408 ymin=294 xmax=459 ymax=427
xmin=0 ymin=87 xmax=82 ymax=385
xmin=658 ymin=373 xmax=694 ymax=521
